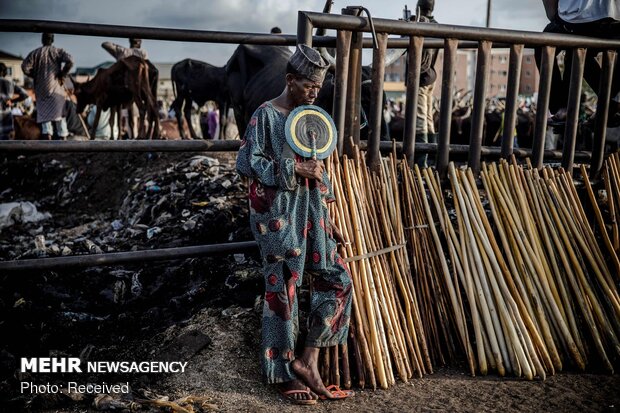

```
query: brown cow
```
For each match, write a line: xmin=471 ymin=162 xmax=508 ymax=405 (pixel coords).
xmin=73 ymin=56 xmax=159 ymax=139
xmin=12 ymin=115 xmax=41 ymax=140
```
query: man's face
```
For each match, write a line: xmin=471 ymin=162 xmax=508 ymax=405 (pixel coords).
xmin=288 ymin=75 xmax=323 ymax=107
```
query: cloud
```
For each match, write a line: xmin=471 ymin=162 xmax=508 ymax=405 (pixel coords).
xmin=0 ymin=0 xmax=551 ymax=68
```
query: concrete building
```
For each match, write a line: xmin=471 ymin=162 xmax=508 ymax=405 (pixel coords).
xmin=383 ymin=47 xmax=540 ymax=101
xmin=0 ymin=50 xmax=25 ymax=86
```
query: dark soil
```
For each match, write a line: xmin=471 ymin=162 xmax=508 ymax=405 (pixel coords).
xmin=0 ymin=152 xmax=618 ymax=413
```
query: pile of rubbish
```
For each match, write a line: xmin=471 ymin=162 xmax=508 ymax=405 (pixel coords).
xmin=0 ymin=153 xmax=251 ymax=260
xmin=0 ymin=152 xmax=262 ymax=411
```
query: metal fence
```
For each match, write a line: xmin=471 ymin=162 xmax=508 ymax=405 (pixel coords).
xmin=0 ymin=12 xmax=618 ymax=271
xmin=296 ymin=10 xmax=619 ymax=177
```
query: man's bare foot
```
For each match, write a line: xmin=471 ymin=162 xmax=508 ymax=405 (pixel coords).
xmin=277 ymin=379 xmax=318 ymax=404
xmin=291 ymin=348 xmax=334 ymax=400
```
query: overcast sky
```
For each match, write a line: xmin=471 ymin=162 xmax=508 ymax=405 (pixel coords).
xmin=0 ymin=0 xmax=549 ymax=68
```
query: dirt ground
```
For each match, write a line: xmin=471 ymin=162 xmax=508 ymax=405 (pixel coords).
xmin=154 ymin=308 xmax=620 ymax=413
xmin=33 ymin=306 xmax=620 ymax=413
xmin=1 ymin=152 xmax=619 ymax=413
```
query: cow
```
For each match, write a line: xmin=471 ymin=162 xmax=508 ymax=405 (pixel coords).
xmin=224 ymin=44 xmax=394 ymax=141
xmin=170 ymin=59 xmax=228 ymax=140
xmin=73 ymin=56 xmax=160 ymax=139
xmin=12 ymin=115 xmax=41 ymax=140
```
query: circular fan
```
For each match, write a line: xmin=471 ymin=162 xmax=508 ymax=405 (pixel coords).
xmin=285 ymin=105 xmax=336 ymax=160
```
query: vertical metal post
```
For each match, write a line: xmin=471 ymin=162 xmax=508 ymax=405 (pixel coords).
xmin=591 ymin=50 xmax=617 ymax=179
xmin=486 ymin=0 xmax=492 ymax=27
xmin=501 ymin=43 xmax=524 ymax=159
xmin=532 ymin=45 xmax=555 ymax=169
xmin=344 ymin=30 xmax=363 ymax=158
xmin=561 ymin=47 xmax=586 ymax=174
xmin=368 ymin=32 xmax=388 ymax=171
xmin=468 ymin=40 xmax=492 ymax=174
xmin=333 ymin=30 xmax=352 ymax=156
xmin=437 ymin=38 xmax=458 ymax=177
xmin=297 ymin=11 xmax=313 ymax=45
xmin=404 ymin=36 xmax=424 ymax=167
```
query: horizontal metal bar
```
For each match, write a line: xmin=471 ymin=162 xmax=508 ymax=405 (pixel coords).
xmin=0 ymin=140 xmax=592 ymax=162
xmin=0 ymin=241 xmax=259 ymax=271
xmin=388 ymin=142 xmax=592 ymax=161
xmin=0 ymin=19 xmax=324 ymax=46
xmin=0 ymin=140 xmax=242 ymax=152
xmin=0 ymin=19 xmax=526 ymax=50
xmin=303 ymin=12 xmax=620 ymax=49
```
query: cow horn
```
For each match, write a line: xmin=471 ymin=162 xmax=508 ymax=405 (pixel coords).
xmin=367 ymin=47 xmax=406 ymax=69
xmin=384 ymin=48 xmax=406 ymax=68
xmin=319 ymin=47 xmax=337 ymax=69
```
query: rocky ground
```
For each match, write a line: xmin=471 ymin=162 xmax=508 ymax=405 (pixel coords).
xmin=0 ymin=151 xmax=618 ymax=413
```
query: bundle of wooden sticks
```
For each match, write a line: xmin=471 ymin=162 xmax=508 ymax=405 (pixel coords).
xmin=318 ymin=149 xmax=620 ymax=388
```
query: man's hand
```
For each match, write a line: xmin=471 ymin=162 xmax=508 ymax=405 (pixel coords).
xmin=294 ymin=159 xmax=324 ymax=180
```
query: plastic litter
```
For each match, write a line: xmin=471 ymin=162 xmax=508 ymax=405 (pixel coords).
xmin=0 ymin=202 xmax=52 ymax=229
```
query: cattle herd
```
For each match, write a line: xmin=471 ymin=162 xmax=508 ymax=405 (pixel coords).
xmin=7 ymin=44 xmax=617 ymax=155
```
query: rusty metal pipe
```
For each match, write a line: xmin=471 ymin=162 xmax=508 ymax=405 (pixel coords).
xmin=590 ymin=50 xmax=617 ymax=179
xmin=403 ymin=36 xmax=424 ymax=167
xmin=333 ymin=30 xmax=352 ymax=156
xmin=344 ymin=29 xmax=363 ymax=158
xmin=468 ymin=40 xmax=492 ymax=174
xmin=0 ymin=140 xmax=392 ymax=154
xmin=297 ymin=11 xmax=314 ymax=45
xmin=437 ymin=39 xmax=458 ymax=177
xmin=532 ymin=45 xmax=555 ymax=169
xmin=0 ymin=140 xmax=241 ymax=153
xmin=367 ymin=32 xmax=388 ymax=171
xmin=501 ymin=44 xmax=524 ymax=158
xmin=0 ymin=241 xmax=258 ymax=272
xmin=301 ymin=12 xmax=620 ymax=49
xmin=561 ymin=47 xmax=586 ymax=174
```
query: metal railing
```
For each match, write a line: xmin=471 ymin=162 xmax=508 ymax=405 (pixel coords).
xmin=297 ymin=10 xmax=619 ymax=177
xmin=0 ymin=14 xmax=617 ymax=271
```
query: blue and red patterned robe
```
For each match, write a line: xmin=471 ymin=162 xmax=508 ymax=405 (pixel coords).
xmin=236 ymin=101 xmax=352 ymax=384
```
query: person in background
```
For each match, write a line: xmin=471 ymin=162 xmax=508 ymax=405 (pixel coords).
xmin=539 ymin=0 xmax=619 ymax=126
xmin=410 ymin=0 xmax=439 ymax=167
xmin=86 ymin=105 xmax=118 ymax=140
xmin=21 ymin=33 xmax=74 ymax=140
xmin=102 ymin=38 xmax=149 ymax=138
xmin=207 ymin=101 xmax=220 ymax=139
xmin=0 ymin=63 xmax=29 ymax=140
xmin=101 ymin=38 xmax=148 ymax=60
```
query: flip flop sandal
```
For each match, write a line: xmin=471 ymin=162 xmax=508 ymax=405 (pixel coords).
xmin=279 ymin=387 xmax=318 ymax=405
xmin=319 ymin=384 xmax=355 ymax=400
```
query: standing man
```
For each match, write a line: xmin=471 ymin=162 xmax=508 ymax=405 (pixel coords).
xmin=539 ymin=0 xmax=619 ymax=125
xmin=101 ymin=38 xmax=148 ymax=60
xmin=21 ymin=33 xmax=74 ymax=140
xmin=101 ymin=38 xmax=149 ymax=138
xmin=0 ymin=63 xmax=29 ymax=140
xmin=236 ymin=45 xmax=353 ymax=405
xmin=412 ymin=0 xmax=439 ymax=167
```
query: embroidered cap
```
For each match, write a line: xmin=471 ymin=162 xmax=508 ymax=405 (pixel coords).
xmin=288 ymin=44 xmax=329 ymax=83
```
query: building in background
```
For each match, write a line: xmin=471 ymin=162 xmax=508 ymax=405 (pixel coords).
xmin=383 ymin=47 xmax=540 ymax=101
xmin=0 ymin=50 xmax=25 ymax=86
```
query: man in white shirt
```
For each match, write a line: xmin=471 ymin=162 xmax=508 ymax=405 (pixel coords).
xmin=539 ymin=0 xmax=619 ymax=126
xmin=101 ymin=38 xmax=148 ymax=61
